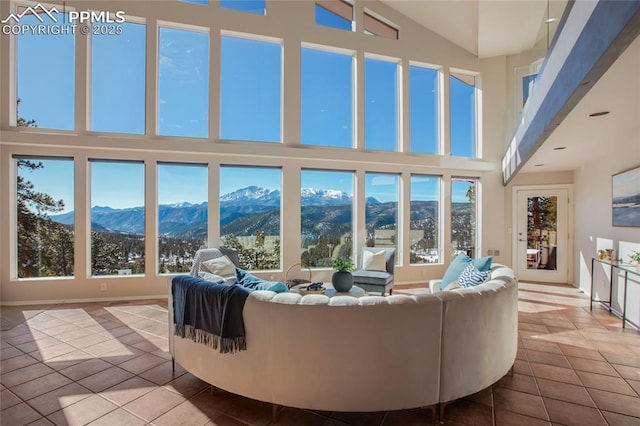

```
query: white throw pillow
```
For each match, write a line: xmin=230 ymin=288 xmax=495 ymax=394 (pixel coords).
xmin=198 ymin=271 xmax=236 ymax=285
xmin=362 ymin=250 xmax=386 ymax=272
xmin=198 ymin=271 xmax=225 ymax=283
xmin=202 ymin=255 xmax=236 ymax=277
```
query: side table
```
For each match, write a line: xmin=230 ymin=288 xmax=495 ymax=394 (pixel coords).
xmin=591 ymin=258 xmax=640 ymax=329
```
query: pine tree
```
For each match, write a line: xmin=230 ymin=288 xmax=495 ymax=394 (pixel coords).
xmin=16 ymin=101 xmax=74 ymax=277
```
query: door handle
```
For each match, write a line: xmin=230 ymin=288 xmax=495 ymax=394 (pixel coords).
xmin=518 ymin=239 xmax=525 ymax=242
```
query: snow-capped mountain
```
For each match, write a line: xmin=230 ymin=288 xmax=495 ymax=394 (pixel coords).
xmin=50 ymin=186 xmax=368 ymax=236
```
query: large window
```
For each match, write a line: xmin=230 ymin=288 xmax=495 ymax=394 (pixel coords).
xmin=450 ymin=71 xmax=477 ymax=157
xmin=365 ymin=173 xmax=399 ymax=257
xmin=315 ymin=1 xmax=353 ymax=31
xmin=301 ymin=47 xmax=353 ymax=148
xmin=158 ymin=163 xmax=208 ymax=274
xmin=410 ymin=175 xmax=440 ymax=264
xmin=220 ymin=0 xmax=265 ymax=15
xmin=16 ymin=157 xmax=75 ymax=278
xmin=91 ymin=21 xmax=146 ymax=134
xmin=220 ymin=166 xmax=281 ymax=270
xmin=301 ymin=170 xmax=354 ymax=267
xmin=158 ymin=26 xmax=209 ymax=138
xmin=410 ymin=65 xmax=439 ymax=154
xmin=365 ymin=57 xmax=399 ymax=151
xmin=16 ymin=11 xmax=75 ymax=130
xmin=90 ymin=161 xmax=145 ymax=276
xmin=451 ymin=177 xmax=478 ymax=258
xmin=220 ymin=35 xmax=282 ymax=143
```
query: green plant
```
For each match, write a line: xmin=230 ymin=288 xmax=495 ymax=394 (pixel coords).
xmin=332 ymin=257 xmax=354 ymax=272
xmin=629 ymin=250 xmax=640 ymax=263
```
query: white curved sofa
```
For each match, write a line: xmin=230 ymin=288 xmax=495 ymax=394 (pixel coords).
xmin=168 ymin=263 xmax=518 ymax=414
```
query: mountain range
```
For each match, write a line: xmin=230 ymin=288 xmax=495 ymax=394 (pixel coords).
xmin=51 ymin=186 xmax=385 ymax=238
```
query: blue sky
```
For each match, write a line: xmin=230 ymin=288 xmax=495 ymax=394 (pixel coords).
xmin=16 ymin=6 xmax=475 ymax=211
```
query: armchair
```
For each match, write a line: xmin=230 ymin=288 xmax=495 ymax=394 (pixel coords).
xmin=351 ymin=248 xmax=395 ymax=295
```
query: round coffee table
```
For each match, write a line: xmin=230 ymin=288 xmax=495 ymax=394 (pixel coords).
xmin=291 ymin=283 xmax=365 ymax=298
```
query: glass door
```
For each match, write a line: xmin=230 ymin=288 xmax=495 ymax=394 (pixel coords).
xmin=515 ymin=188 xmax=568 ymax=283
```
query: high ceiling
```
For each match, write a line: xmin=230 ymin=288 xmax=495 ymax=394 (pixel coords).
xmin=381 ymin=0 xmax=567 ymax=58
xmin=382 ymin=0 xmax=638 ymax=177
xmin=520 ymin=36 xmax=640 ymax=173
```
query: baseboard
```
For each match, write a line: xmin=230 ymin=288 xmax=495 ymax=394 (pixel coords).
xmin=0 ymin=294 xmax=168 ymax=307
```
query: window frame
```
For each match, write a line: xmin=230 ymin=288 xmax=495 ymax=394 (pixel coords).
xmin=300 ymin=42 xmax=356 ymax=149
xmin=409 ymin=174 xmax=442 ymax=265
xmin=315 ymin=0 xmax=354 ymax=31
xmin=156 ymin=21 xmax=211 ymax=139
xmin=219 ymin=30 xmax=284 ymax=144
xmin=300 ymin=168 xmax=355 ymax=268
xmin=364 ymin=53 xmax=401 ymax=152
xmin=363 ymin=9 xmax=399 ymax=40
xmin=13 ymin=154 xmax=76 ymax=280
xmin=449 ymin=68 xmax=481 ymax=158
xmin=88 ymin=16 xmax=147 ymax=135
xmin=157 ymin=161 xmax=209 ymax=275
xmin=409 ymin=61 xmax=442 ymax=155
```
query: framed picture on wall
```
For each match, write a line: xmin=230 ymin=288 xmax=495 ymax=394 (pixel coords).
xmin=612 ymin=165 xmax=640 ymax=226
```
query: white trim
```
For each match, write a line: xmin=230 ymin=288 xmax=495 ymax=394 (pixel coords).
xmin=221 ymin=29 xmax=282 ymax=44
xmin=158 ymin=20 xmax=209 ymax=34
xmin=301 ymin=41 xmax=355 ymax=56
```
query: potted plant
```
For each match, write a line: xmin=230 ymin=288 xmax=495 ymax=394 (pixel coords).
xmin=629 ymin=250 xmax=640 ymax=272
xmin=332 ymin=257 xmax=354 ymax=292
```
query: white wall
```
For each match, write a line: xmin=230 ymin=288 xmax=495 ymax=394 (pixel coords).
xmin=0 ymin=0 xmax=510 ymax=304
xmin=572 ymin=35 xmax=640 ymax=327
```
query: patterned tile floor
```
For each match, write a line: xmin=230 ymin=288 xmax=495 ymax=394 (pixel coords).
xmin=1 ymin=282 xmax=639 ymax=425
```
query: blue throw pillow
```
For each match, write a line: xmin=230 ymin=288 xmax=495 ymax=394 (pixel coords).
xmin=235 ymin=268 xmax=288 ymax=293
xmin=457 ymin=263 xmax=490 ymax=288
xmin=441 ymin=253 xmax=493 ymax=287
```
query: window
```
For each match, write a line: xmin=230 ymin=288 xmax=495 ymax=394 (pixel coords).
xmin=365 ymin=57 xmax=399 ymax=151
xmin=410 ymin=65 xmax=439 ymax=154
xmin=451 ymin=177 xmax=477 ymax=258
xmin=365 ymin=173 xmax=399 ymax=257
xmin=220 ymin=166 xmax=281 ymax=270
xmin=301 ymin=47 xmax=353 ymax=148
xmin=158 ymin=26 xmax=209 ymax=138
xmin=16 ymin=11 xmax=75 ymax=130
xmin=410 ymin=175 xmax=440 ymax=264
xmin=315 ymin=1 xmax=353 ymax=31
xmin=301 ymin=170 xmax=354 ymax=267
xmin=90 ymin=161 xmax=145 ymax=276
xmin=91 ymin=21 xmax=146 ymax=134
xmin=220 ymin=35 xmax=282 ymax=143
xmin=450 ymin=71 xmax=477 ymax=157
xmin=522 ymin=74 xmax=537 ymax=106
xmin=220 ymin=0 xmax=265 ymax=15
xmin=364 ymin=11 xmax=398 ymax=39
xmin=16 ymin=157 xmax=75 ymax=278
xmin=158 ymin=163 xmax=208 ymax=274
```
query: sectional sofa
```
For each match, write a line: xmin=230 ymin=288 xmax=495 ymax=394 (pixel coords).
xmin=168 ymin=263 xmax=518 ymax=417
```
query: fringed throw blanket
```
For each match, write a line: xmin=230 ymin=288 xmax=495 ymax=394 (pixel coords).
xmin=172 ymin=275 xmax=252 ymax=353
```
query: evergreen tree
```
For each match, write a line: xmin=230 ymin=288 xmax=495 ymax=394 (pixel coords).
xmin=16 ymin=101 xmax=74 ymax=278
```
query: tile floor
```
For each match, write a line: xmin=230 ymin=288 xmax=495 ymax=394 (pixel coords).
xmin=1 ymin=282 xmax=640 ymax=425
